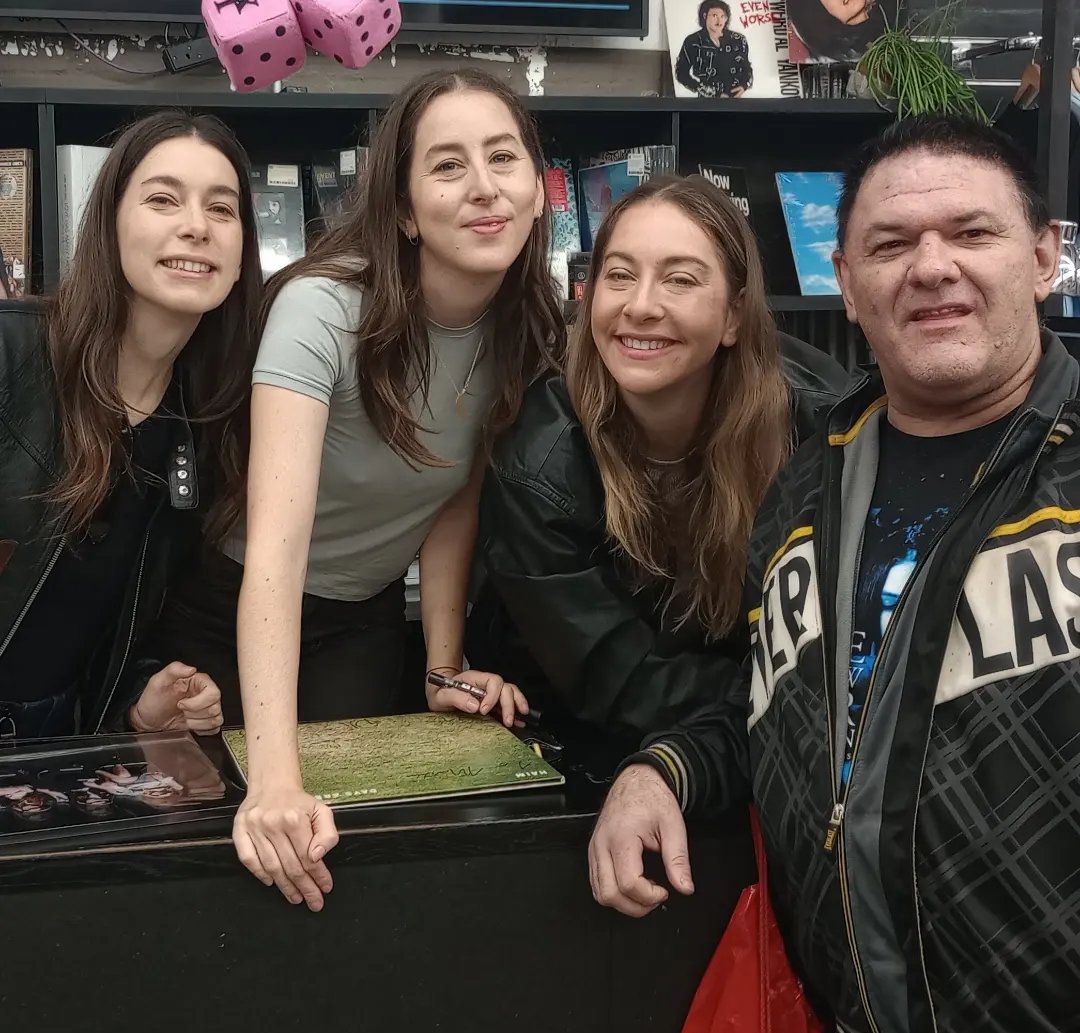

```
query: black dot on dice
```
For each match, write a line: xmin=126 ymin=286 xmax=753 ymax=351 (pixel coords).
xmin=286 ymin=56 xmax=297 ymax=66
xmin=387 ymin=23 xmax=394 ymax=31
xmin=324 ymin=17 xmax=333 ymax=28
xmin=335 ymin=54 xmax=344 ymax=63
xmin=260 ymin=52 xmax=271 ymax=61
xmin=244 ymin=76 xmax=255 ymax=85
xmin=356 ymin=14 xmax=365 ymax=24
xmin=361 ymin=30 xmax=369 ymax=40
xmin=294 ymin=1 xmax=302 ymax=8
xmin=314 ymin=27 xmax=322 ymax=37
xmin=366 ymin=45 xmax=374 ymax=55
xmin=383 ymin=7 xmax=391 ymax=16
xmin=276 ymin=25 xmax=286 ymax=36
xmin=232 ymin=43 xmax=243 ymax=54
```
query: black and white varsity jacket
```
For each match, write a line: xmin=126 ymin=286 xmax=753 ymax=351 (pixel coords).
xmin=633 ymin=329 xmax=1080 ymax=1033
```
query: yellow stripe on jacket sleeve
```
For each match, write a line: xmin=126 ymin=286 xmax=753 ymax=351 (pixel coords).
xmin=645 ymin=743 xmax=688 ymax=810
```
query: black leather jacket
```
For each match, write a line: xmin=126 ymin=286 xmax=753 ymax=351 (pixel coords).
xmin=467 ymin=332 xmax=852 ymax=760
xmin=0 ymin=301 xmax=203 ymax=731
xmin=636 ymin=331 xmax=1080 ymax=1033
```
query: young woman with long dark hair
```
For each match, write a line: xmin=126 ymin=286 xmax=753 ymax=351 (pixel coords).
xmin=0 ymin=110 xmax=263 ymax=740
xmin=150 ymin=68 xmax=565 ymax=910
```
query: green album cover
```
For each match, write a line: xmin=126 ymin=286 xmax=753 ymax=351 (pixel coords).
xmin=223 ymin=713 xmax=564 ymax=808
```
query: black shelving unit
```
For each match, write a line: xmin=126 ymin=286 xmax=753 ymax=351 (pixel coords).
xmin=0 ymin=88 xmax=892 ymax=313
xmin=2 ymin=75 xmax=1073 ymax=355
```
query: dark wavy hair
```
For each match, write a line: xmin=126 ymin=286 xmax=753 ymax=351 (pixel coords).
xmin=698 ymin=0 xmax=731 ymax=28
xmin=47 ymin=110 xmax=262 ymax=543
xmin=788 ymin=0 xmax=887 ymax=62
xmin=260 ymin=68 xmax=565 ymax=469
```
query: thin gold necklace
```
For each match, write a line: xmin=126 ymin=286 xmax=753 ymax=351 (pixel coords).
xmin=645 ymin=453 xmax=688 ymax=465
xmin=438 ymin=334 xmax=485 ymax=415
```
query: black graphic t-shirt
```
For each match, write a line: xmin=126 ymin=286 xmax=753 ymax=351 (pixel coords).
xmin=844 ymin=414 xmax=1010 ymax=785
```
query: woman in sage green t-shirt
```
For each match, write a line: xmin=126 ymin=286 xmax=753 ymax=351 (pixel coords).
xmin=150 ymin=68 xmax=565 ymax=911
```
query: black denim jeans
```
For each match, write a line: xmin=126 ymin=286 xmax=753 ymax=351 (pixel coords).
xmin=147 ymin=549 xmax=407 ymax=726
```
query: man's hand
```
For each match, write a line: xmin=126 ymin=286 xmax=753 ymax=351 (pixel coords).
xmin=588 ymin=763 xmax=694 ymax=918
xmin=129 ymin=661 xmax=224 ymax=736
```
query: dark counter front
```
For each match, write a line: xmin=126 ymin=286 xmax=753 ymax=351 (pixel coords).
xmin=0 ymin=771 xmax=754 ymax=1033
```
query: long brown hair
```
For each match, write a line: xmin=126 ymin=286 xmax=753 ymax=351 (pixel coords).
xmin=47 ymin=110 xmax=263 ymax=544
xmin=260 ymin=68 xmax=565 ymax=468
xmin=566 ymin=176 xmax=791 ymax=639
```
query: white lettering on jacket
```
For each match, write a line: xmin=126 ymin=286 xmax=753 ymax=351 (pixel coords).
xmin=938 ymin=525 xmax=1080 ymax=703
xmin=749 ymin=537 xmax=822 ymax=729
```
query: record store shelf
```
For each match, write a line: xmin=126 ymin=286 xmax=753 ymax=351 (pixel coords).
xmin=1 ymin=86 xmax=886 ymax=307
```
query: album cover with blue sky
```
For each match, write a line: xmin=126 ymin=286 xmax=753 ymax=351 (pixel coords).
xmin=775 ymin=171 xmax=843 ymax=295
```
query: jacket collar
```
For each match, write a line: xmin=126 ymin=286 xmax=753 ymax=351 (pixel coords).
xmin=825 ymin=328 xmax=1080 ymax=444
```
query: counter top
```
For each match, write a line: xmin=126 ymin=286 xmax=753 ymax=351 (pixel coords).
xmin=0 ymin=732 xmax=624 ymax=886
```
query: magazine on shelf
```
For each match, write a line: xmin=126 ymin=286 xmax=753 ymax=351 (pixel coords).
xmin=224 ymin=712 xmax=565 ymax=809
xmin=0 ymin=731 xmax=243 ymax=852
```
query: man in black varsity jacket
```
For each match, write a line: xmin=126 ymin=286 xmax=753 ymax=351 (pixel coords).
xmin=588 ymin=115 xmax=1080 ymax=1033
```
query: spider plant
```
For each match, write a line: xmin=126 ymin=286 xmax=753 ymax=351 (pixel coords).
xmin=857 ymin=3 xmax=988 ymax=122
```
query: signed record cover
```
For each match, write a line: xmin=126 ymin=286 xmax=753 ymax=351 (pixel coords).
xmin=225 ymin=712 xmax=564 ymax=809
xmin=0 ymin=731 xmax=243 ymax=854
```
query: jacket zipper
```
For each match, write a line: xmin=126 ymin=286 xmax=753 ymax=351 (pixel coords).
xmin=0 ymin=535 xmax=66 ymax=659
xmin=822 ymin=407 xmax=1037 ymax=1033
xmin=815 ymin=416 xmax=882 ymax=1031
xmin=824 ymin=408 xmax=1032 ymax=850
xmin=93 ymin=527 xmax=151 ymax=732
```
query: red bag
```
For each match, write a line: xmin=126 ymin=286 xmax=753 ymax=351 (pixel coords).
xmin=681 ymin=807 xmax=825 ymax=1033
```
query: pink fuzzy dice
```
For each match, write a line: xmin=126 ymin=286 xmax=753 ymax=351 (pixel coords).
xmin=202 ymin=0 xmax=307 ymax=93
xmin=289 ymin=0 xmax=402 ymax=69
